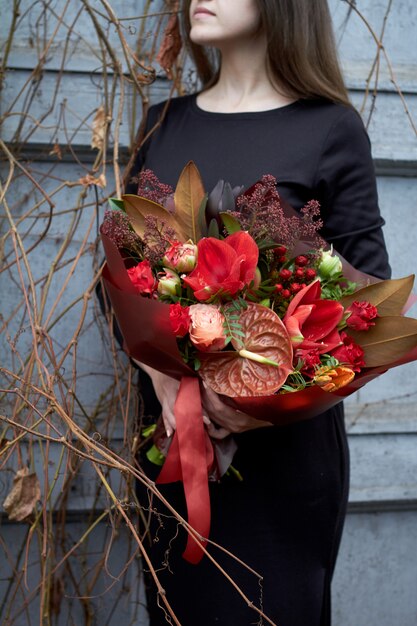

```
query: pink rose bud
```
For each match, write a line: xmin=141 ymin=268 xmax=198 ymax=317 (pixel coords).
xmin=163 ymin=241 xmax=198 ymax=273
xmin=189 ymin=304 xmax=227 ymax=352
xmin=157 ymin=268 xmax=181 ymax=297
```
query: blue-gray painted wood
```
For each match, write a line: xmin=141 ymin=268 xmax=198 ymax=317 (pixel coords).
xmin=1 ymin=1 xmax=417 ymax=624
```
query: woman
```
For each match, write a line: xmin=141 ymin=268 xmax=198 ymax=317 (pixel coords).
xmin=125 ymin=1 xmax=391 ymax=624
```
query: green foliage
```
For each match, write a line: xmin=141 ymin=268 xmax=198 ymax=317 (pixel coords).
xmin=320 ymin=277 xmax=356 ymax=300
xmin=208 ymin=218 xmax=220 ymax=238
xmin=198 ymin=193 xmax=209 ymax=236
xmin=221 ymin=298 xmax=248 ymax=348
xmin=220 ymin=212 xmax=241 ymax=235
xmin=108 ymin=197 xmax=125 ymax=212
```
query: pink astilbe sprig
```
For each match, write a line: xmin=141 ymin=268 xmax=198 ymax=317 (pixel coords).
xmin=131 ymin=169 xmax=174 ymax=207
xmin=233 ymin=175 xmax=324 ymax=251
xmin=142 ymin=215 xmax=178 ymax=267
xmin=101 ymin=209 xmax=142 ymax=252
xmin=298 ymin=200 xmax=324 ymax=248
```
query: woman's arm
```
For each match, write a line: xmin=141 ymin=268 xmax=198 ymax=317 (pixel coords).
xmin=315 ymin=107 xmax=391 ymax=279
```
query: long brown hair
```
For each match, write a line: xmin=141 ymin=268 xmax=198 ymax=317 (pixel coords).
xmin=182 ymin=0 xmax=351 ymax=106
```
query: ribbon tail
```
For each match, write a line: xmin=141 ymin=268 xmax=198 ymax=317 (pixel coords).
xmin=156 ymin=433 xmax=182 ymax=483
xmin=156 ymin=377 xmax=212 ymax=564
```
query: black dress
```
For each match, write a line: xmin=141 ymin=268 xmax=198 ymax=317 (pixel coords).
xmin=125 ymin=95 xmax=391 ymax=626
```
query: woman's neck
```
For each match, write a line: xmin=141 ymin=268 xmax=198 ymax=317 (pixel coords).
xmin=196 ymin=38 xmax=295 ymax=113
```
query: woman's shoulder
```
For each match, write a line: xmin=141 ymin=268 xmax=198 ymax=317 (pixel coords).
xmin=299 ymin=99 xmax=366 ymax=133
xmin=295 ymin=99 xmax=371 ymax=162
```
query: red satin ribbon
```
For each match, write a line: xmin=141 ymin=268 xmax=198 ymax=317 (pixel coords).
xmin=156 ymin=377 xmax=214 ymax=564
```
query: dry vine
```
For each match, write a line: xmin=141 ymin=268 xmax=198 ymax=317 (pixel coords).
xmin=0 ymin=1 xmax=415 ymax=625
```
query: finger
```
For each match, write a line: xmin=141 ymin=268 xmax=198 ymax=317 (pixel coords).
xmin=205 ymin=422 xmax=231 ymax=440
xmin=161 ymin=402 xmax=177 ymax=438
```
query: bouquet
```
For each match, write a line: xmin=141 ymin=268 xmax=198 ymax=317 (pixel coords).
xmin=101 ymin=162 xmax=417 ymax=563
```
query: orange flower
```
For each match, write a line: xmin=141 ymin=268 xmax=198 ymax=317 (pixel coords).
xmin=313 ymin=365 xmax=355 ymax=392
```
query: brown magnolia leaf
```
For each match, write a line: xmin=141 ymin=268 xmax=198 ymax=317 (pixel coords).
xmin=3 ymin=467 xmax=41 ymax=522
xmin=199 ymin=304 xmax=293 ymax=397
xmin=349 ymin=316 xmax=417 ymax=367
xmin=122 ymin=194 xmax=186 ymax=241
xmin=156 ymin=13 xmax=182 ymax=79
xmin=341 ymin=275 xmax=414 ymax=316
xmin=173 ymin=162 xmax=205 ymax=242
xmin=91 ymin=105 xmax=110 ymax=151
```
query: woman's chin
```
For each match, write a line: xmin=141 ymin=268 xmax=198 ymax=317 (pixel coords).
xmin=190 ymin=26 xmax=222 ymax=47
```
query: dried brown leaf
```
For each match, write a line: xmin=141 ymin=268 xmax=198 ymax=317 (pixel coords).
xmin=156 ymin=13 xmax=182 ymax=79
xmin=91 ymin=105 xmax=110 ymax=151
xmin=49 ymin=142 xmax=62 ymax=159
xmin=49 ymin=574 xmax=65 ymax=616
xmin=78 ymin=173 xmax=106 ymax=188
xmin=3 ymin=467 xmax=41 ymax=522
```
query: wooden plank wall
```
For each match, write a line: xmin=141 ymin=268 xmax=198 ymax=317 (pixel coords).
xmin=1 ymin=1 xmax=416 ymax=624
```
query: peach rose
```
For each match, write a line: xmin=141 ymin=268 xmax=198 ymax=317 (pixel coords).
xmin=189 ymin=304 xmax=227 ymax=352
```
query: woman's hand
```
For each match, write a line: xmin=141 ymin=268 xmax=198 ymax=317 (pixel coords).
xmin=133 ymin=360 xmax=273 ymax=440
xmin=201 ymin=384 xmax=273 ymax=440
xmin=132 ymin=360 xmax=180 ymax=437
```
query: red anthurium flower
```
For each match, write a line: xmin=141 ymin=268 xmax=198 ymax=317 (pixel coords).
xmin=283 ymin=280 xmax=344 ymax=354
xmin=183 ymin=231 xmax=258 ymax=301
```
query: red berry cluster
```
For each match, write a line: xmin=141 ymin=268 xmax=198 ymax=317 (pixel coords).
xmin=272 ymin=251 xmax=317 ymax=302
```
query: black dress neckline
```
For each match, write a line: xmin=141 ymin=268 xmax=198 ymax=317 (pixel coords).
xmin=189 ymin=93 xmax=304 ymax=121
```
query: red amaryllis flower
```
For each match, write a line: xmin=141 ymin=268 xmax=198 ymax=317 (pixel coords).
xmin=169 ymin=303 xmax=191 ymax=337
xmin=183 ymin=231 xmax=258 ymax=301
xmin=283 ymin=280 xmax=344 ymax=354
xmin=331 ymin=331 xmax=365 ymax=372
xmin=346 ymin=300 xmax=378 ymax=331
xmin=127 ymin=260 xmax=156 ymax=295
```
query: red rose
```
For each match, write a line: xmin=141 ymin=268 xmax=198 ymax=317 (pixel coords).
xmin=169 ymin=303 xmax=191 ymax=338
xmin=283 ymin=280 xmax=344 ymax=354
xmin=183 ymin=231 xmax=258 ymax=301
xmin=295 ymin=348 xmax=321 ymax=377
xmin=127 ymin=260 xmax=156 ymax=295
xmin=346 ymin=300 xmax=378 ymax=331
xmin=331 ymin=331 xmax=365 ymax=372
